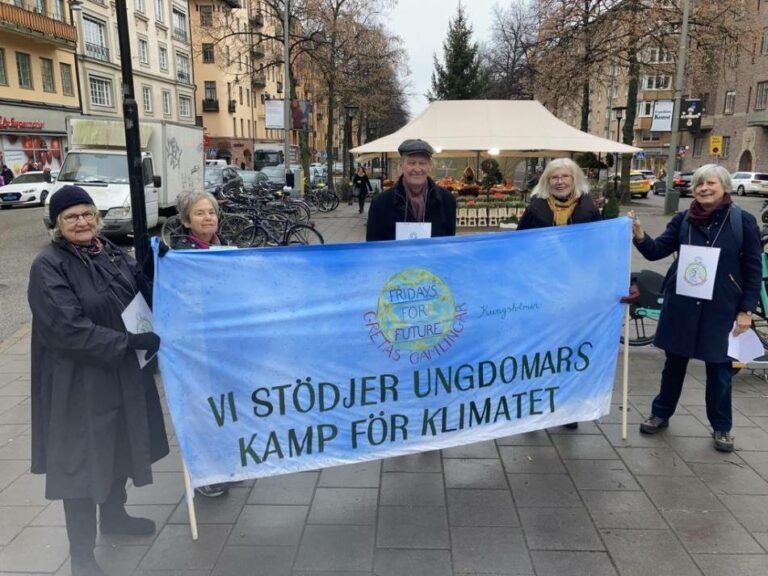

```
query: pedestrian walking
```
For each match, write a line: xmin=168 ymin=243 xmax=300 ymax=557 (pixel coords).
xmin=629 ymin=164 xmax=761 ymax=452
xmin=366 ymin=139 xmax=456 ymax=241
xmin=1 ymin=164 xmax=13 ymax=185
xmin=517 ymin=157 xmax=601 ymax=429
xmin=27 ymin=185 xmax=168 ymax=576
xmin=352 ymin=165 xmax=372 ymax=214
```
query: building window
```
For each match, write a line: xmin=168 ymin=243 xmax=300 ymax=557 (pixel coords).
xmin=155 ymin=0 xmax=164 ymax=22
xmin=722 ymin=136 xmax=731 ymax=158
xmin=200 ymin=5 xmax=212 ymax=26
xmin=202 ymin=43 xmax=215 ymax=63
xmin=40 ymin=58 xmax=55 ymax=92
xmin=172 ymin=8 xmax=188 ymax=41
xmin=699 ymin=93 xmax=710 ymax=114
xmin=233 ymin=117 xmax=237 ymax=137
xmin=135 ymin=0 xmax=144 ymax=13
xmin=0 ymin=49 xmax=7 ymax=86
xmin=89 ymin=75 xmax=113 ymax=107
xmin=83 ymin=17 xmax=110 ymax=61
xmin=644 ymin=74 xmax=671 ymax=90
xmin=53 ymin=0 xmax=64 ymax=20
xmin=204 ymin=81 xmax=217 ymax=100
xmin=34 ymin=0 xmax=46 ymax=13
xmin=724 ymin=90 xmax=736 ymax=114
xmin=225 ymin=46 xmax=230 ymax=66
xmin=762 ymin=31 xmax=768 ymax=55
xmin=162 ymin=90 xmax=172 ymax=115
xmin=158 ymin=45 xmax=168 ymax=70
xmin=16 ymin=52 xmax=32 ymax=89
xmin=142 ymin=86 xmax=153 ymax=112
xmin=756 ymin=82 xmax=768 ymax=111
xmin=693 ymin=137 xmax=704 ymax=157
xmin=638 ymin=101 xmax=653 ymax=117
xmin=239 ymin=85 xmax=243 ymax=104
xmin=178 ymin=95 xmax=191 ymax=117
xmin=176 ymin=52 xmax=190 ymax=83
xmin=138 ymin=38 xmax=149 ymax=65
xmin=60 ymin=63 xmax=73 ymax=96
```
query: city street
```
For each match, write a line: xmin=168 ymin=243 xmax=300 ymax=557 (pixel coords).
xmin=1 ymin=200 xmax=768 ymax=576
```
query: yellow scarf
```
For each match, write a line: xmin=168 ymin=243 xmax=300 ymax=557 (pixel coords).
xmin=547 ymin=194 xmax=578 ymax=226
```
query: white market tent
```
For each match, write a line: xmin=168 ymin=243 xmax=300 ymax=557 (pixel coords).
xmin=351 ymin=100 xmax=642 ymax=158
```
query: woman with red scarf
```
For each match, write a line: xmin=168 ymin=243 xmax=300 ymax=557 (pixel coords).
xmin=629 ymin=164 xmax=761 ymax=452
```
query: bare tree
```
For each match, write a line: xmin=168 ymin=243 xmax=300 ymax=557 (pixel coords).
xmin=483 ymin=1 xmax=537 ymax=99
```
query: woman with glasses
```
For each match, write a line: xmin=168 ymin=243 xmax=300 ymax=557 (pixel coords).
xmin=27 ymin=185 xmax=168 ymax=576
xmin=517 ymin=158 xmax=601 ymax=230
xmin=517 ymin=158 xmax=601 ymax=429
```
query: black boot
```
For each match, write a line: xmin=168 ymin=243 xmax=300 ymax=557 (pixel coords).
xmin=99 ymin=478 xmax=156 ymax=536
xmin=64 ymin=498 xmax=105 ymax=576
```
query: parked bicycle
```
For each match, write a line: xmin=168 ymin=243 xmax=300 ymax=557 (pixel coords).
xmin=160 ymin=213 xmax=255 ymax=248
xmin=621 ymin=270 xmax=664 ymax=346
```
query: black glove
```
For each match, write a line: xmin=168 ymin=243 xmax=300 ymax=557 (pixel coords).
xmin=127 ymin=332 xmax=161 ymax=356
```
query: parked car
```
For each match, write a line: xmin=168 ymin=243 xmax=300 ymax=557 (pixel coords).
xmin=0 ymin=171 xmax=53 ymax=209
xmin=672 ymin=171 xmax=694 ymax=197
xmin=237 ymin=169 xmax=268 ymax=192
xmin=629 ymin=170 xmax=651 ymax=198
xmin=204 ymin=165 xmax=243 ymax=199
xmin=259 ymin=165 xmax=286 ymax=186
xmin=638 ymin=170 xmax=657 ymax=186
xmin=731 ymin=171 xmax=768 ymax=196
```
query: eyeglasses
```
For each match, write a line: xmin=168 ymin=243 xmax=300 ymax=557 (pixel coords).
xmin=61 ymin=211 xmax=97 ymax=224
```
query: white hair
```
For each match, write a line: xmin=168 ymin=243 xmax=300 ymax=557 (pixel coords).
xmin=532 ymin=158 xmax=590 ymax=199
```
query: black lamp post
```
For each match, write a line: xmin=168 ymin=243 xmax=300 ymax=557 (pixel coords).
xmin=113 ymin=0 xmax=150 ymax=276
xmin=344 ymin=105 xmax=359 ymax=180
xmin=612 ymin=106 xmax=627 ymax=200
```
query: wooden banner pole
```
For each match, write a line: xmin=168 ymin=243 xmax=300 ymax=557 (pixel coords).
xmin=182 ymin=459 xmax=199 ymax=540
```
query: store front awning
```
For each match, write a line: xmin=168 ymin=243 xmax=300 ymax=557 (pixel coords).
xmin=352 ymin=100 xmax=642 ymax=158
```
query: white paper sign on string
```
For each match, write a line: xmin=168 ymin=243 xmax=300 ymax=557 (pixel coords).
xmin=675 ymin=244 xmax=720 ymax=300
xmin=396 ymin=222 xmax=432 ymax=241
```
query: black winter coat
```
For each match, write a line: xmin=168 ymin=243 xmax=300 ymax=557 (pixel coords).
xmin=633 ymin=204 xmax=761 ymax=362
xmin=366 ymin=176 xmax=456 ymax=241
xmin=28 ymin=239 xmax=168 ymax=502
xmin=517 ymin=195 xmax=601 ymax=230
xmin=352 ymin=173 xmax=372 ymax=195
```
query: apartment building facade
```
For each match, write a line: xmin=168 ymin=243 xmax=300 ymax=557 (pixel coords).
xmin=0 ymin=0 xmax=80 ymax=177
xmin=72 ymin=0 xmax=196 ymax=124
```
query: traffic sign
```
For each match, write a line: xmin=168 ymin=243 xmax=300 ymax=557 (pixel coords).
xmin=709 ymin=135 xmax=723 ymax=156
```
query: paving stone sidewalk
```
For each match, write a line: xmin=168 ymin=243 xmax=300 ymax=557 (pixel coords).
xmin=1 ymin=203 xmax=767 ymax=575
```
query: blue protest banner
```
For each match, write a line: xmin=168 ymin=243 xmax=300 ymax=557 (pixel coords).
xmin=153 ymin=219 xmax=631 ymax=487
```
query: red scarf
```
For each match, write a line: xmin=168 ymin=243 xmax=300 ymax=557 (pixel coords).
xmin=687 ymin=193 xmax=733 ymax=227
xmin=405 ymin=185 xmax=427 ymax=222
xmin=188 ymin=232 xmax=221 ymax=249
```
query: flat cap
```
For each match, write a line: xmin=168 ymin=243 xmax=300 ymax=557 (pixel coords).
xmin=398 ymin=139 xmax=434 ymax=158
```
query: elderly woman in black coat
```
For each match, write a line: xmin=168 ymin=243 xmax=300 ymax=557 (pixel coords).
xmin=28 ymin=186 xmax=168 ymax=576
xmin=629 ymin=164 xmax=761 ymax=453
xmin=517 ymin=157 xmax=601 ymax=429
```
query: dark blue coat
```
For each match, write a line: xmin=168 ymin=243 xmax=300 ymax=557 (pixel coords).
xmin=633 ymin=204 xmax=761 ymax=362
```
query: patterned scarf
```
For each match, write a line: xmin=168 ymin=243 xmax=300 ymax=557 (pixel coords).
xmin=406 ymin=186 xmax=427 ymax=222
xmin=546 ymin=194 xmax=578 ymax=226
xmin=71 ymin=237 xmax=104 ymax=257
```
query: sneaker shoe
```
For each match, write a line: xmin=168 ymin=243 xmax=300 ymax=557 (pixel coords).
xmin=713 ymin=430 xmax=734 ymax=452
xmin=195 ymin=484 xmax=229 ymax=497
xmin=563 ymin=422 xmax=579 ymax=429
xmin=639 ymin=415 xmax=669 ymax=434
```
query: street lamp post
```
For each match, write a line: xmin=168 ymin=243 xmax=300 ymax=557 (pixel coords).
xmin=343 ymin=105 xmax=358 ymax=181
xmin=612 ymin=106 xmax=627 ymax=200
xmin=283 ymin=0 xmax=292 ymax=189
xmin=114 ymin=0 xmax=150 ymax=276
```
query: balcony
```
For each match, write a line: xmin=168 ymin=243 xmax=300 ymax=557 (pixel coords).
xmin=251 ymin=45 xmax=265 ymax=59
xmin=747 ymin=109 xmax=768 ymax=127
xmin=251 ymin=73 xmax=266 ymax=88
xmin=202 ymin=99 xmax=219 ymax=112
xmin=228 ymin=99 xmax=237 ymax=113
xmin=85 ymin=42 xmax=110 ymax=62
xmin=177 ymin=70 xmax=191 ymax=84
xmin=250 ymin=13 xmax=264 ymax=28
xmin=0 ymin=1 xmax=77 ymax=45
xmin=172 ymin=27 xmax=188 ymax=42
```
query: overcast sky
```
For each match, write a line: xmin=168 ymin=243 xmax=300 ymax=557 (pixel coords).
xmin=386 ymin=0 xmax=499 ymax=119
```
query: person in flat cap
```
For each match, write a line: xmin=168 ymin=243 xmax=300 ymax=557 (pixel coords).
xmin=366 ymin=139 xmax=456 ymax=241
xmin=28 ymin=185 xmax=168 ymax=576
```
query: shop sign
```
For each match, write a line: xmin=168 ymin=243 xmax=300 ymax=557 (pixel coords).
xmin=0 ymin=116 xmax=45 ymax=130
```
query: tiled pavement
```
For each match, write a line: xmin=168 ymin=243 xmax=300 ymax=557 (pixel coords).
xmin=1 ymin=203 xmax=768 ymax=575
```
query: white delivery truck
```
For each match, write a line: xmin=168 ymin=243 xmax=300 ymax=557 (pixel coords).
xmin=46 ymin=117 xmax=203 ymax=235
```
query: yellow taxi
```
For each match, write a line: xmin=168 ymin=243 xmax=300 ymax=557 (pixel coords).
xmin=629 ymin=170 xmax=652 ymax=199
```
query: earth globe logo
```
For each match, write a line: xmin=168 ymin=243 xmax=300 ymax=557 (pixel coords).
xmin=377 ymin=268 xmax=455 ymax=351
xmin=683 ymin=257 xmax=707 ymax=286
